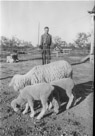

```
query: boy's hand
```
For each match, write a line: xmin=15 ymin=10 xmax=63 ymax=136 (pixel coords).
xmin=39 ymin=45 xmax=43 ymax=49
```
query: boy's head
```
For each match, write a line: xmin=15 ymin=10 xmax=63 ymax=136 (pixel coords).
xmin=44 ymin=27 xmax=49 ymax=34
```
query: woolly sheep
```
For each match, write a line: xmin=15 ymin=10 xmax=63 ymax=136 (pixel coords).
xmin=11 ymin=83 xmax=59 ymax=120
xmin=6 ymin=55 xmax=14 ymax=63
xmin=6 ymin=54 xmax=19 ymax=63
xmin=11 ymin=78 xmax=75 ymax=119
xmin=9 ymin=60 xmax=73 ymax=92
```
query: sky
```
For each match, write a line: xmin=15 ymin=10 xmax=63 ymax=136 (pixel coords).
xmin=0 ymin=1 xmax=94 ymax=46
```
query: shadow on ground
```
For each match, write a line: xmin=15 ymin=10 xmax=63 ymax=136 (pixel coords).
xmin=57 ymin=81 xmax=93 ymax=114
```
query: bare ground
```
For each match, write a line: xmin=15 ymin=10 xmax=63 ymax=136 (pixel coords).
xmin=0 ymin=58 xmax=94 ymax=136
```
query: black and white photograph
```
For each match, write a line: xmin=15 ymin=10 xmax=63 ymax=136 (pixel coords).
xmin=0 ymin=0 xmax=94 ymax=136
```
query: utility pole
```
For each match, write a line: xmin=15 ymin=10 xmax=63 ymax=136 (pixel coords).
xmin=38 ymin=22 xmax=40 ymax=45
xmin=88 ymin=6 xmax=95 ymax=63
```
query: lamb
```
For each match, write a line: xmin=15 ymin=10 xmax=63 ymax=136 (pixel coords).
xmin=9 ymin=60 xmax=73 ymax=92
xmin=11 ymin=83 xmax=59 ymax=120
xmin=6 ymin=55 xmax=14 ymax=63
xmin=6 ymin=54 xmax=19 ymax=63
xmin=50 ymin=78 xmax=75 ymax=110
xmin=11 ymin=78 xmax=75 ymax=119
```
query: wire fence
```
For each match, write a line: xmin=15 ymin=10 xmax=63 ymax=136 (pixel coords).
xmin=0 ymin=48 xmax=90 ymax=63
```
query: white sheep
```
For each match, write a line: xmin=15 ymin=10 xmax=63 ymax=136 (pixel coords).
xmin=9 ymin=60 xmax=73 ymax=92
xmin=11 ymin=78 xmax=74 ymax=119
xmin=6 ymin=55 xmax=14 ymax=63
xmin=11 ymin=83 xmax=59 ymax=120
xmin=50 ymin=78 xmax=75 ymax=110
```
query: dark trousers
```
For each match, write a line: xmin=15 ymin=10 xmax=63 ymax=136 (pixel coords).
xmin=42 ymin=47 xmax=51 ymax=65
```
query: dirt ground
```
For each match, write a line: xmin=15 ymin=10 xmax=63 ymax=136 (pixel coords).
xmin=0 ymin=58 xmax=94 ymax=136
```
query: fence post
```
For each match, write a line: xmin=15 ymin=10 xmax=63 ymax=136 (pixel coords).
xmin=88 ymin=6 xmax=95 ymax=64
xmin=56 ymin=51 xmax=58 ymax=58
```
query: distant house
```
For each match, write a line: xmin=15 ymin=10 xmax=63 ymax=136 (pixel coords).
xmin=62 ymin=48 xmax=72 ymax=54
xmin=53 ymin=45 xmax=63 ymax=52
xmin=60 ymin=41 xmax=68 ymax=47
xmin=52 ymin=44 xmax=72 ymax=57
xmin=51 ymin=45 xmax=62 ymax=57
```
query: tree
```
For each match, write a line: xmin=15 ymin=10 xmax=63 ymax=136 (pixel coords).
xmin=0 ymin=36 xmax=34 ymax=53
xmin=53 ymin=36 xmax=62 ymax=45
xmin=68 ymin=42 xmax=75 ymax=49
xmin=53 ymin=36 xmax=67 ymax=47
xmin=0 ymin=36 xmax=10 ymax=47
xmin=74 ymin=32 xmax=91 ymax=48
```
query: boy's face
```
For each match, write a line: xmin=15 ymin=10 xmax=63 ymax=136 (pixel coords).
xmin=44 ymin=28 xmax=49 ymax=34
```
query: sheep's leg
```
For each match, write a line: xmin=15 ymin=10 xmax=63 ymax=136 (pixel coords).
xmin=66 ymin=90 xmax=74 ymax=110
xmin=36 ymin=97 xmax=47 ymax=120
xmin=22 ymin=103 xmax=29 ymax=114
xmin=48 ymin=93 xmax=53 ymax=110
xmin=48 ymin=102 xmax=53 ymax=110
xmin=36 ymin=103 xmax=47 ymax=120
xmin=53 ymin=98 xmax=60 ymax=114
xmin=46 ymin=102 xmax=49 ymax=110
xmin=27 ymin=96 xmax=35 ymax=118
xmin=52 ymin=90 xmax=60 ymax=113
xmin=72 ymin=91 xmax=77 ymax=107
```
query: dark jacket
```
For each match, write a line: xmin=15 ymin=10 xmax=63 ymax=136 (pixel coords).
xmin=40 ymin=33 xmax=52 ymax=49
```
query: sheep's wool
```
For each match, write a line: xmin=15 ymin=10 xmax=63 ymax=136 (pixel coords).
xmin=10 ymin=60 xmax=72 ymax=91
xmin=26 ymin=60 xmax=72 ymax=84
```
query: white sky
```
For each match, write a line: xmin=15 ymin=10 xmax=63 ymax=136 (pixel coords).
xmin=0 ymin=1 xmax=94 ymax=46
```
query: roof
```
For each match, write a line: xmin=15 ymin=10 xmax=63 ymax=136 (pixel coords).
xmin=54 ymin=45 xmax=63 ymax=52
xmin=88 ymin=6 xmax=95 ymax=14
xmin=63 ymin=48 xmax=72 ymax=50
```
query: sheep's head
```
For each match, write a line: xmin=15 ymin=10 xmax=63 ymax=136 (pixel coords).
xmin=11 ymin=94 xmax=25 ymax=112
xmin=11 ymin=99 xmax=19 ymax=112
xmin=9 ymin=74 xmax=25 ymax=92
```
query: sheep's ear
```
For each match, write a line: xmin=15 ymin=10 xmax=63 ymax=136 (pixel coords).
xmin=9 ymin=79 xmax=14 ymax=87
xmin=9 ymin=76 xmax=15 ymax=87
